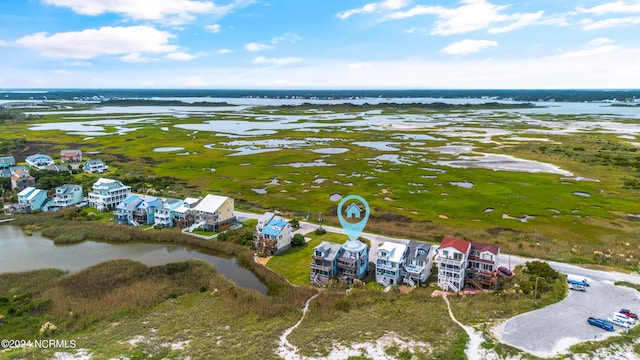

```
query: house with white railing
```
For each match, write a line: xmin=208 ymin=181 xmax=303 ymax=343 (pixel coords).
xmin=436 ymin=237 xmax=500 ymax=292
xmin=375 ymin=242 xmax=408 ymax=287
xmin=254 ymin=212 xmax=292 ymax=256
xmin=88 ymin=178 xmax=131 ymax=211
xmin=436 ymin=237 xmax=471 ymax=292
xmin=403 ymin=241 xmax=433 ymax=287
xmin=114 ymin=195 xmax=162 ymax=226
xmin=190 ymin=194 xmax=236 ymax=232
xmin=53 ymin=184 xmax=84 ymax=208
xmin=154 ymin=198 xmax=184 ymax=228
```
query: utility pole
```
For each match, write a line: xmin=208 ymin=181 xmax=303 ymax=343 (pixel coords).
xmin=534 ymin=276 xmax=545 ymax=306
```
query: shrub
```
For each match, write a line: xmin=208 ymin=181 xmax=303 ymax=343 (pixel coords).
xmin=314 ymin=227 xmax=327 ymax=235
xmin=292 ymin=233 xmax=305 ymax=247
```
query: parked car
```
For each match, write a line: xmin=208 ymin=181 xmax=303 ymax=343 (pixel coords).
xmin=588 ymin=317 xmax=614 ymax=331
xmin=620 ymin=309 xmax=638 ymax=320
xmin=497 ymin=266 xmax=513 ymax=277
xmin=569 ymin=283 xmax=586 ymax=292
xmin=612 ymin=312 xmax=636 ymax=325
xmin=607 ymin=315 xmax=630 ymax=328
xmin=567 ymin=279 xmax=589 ymax=287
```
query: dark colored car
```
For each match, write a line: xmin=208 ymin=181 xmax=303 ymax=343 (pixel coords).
xmin=497 ymin=266 xmax=513 ymax=277
xmin=620 ymin=309 xmax=638 ymax=319
xmin=588 ymin=317 xmax=614 ymax=331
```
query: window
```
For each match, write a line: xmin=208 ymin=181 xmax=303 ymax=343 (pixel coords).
xmin=482 ymin=253 xmax=493 ymax=261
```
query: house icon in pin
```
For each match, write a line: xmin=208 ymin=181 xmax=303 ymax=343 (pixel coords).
xmin=345 ymin=202 xmax=362 ymax=219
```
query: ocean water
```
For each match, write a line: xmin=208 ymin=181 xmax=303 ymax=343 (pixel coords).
xmin=1 ymin=88 xmax=639 ymax=103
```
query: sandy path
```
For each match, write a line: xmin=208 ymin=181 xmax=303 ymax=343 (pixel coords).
xmin=277 ymin=292 xmax=320 ymax=359
xmin=442 ymin=295 xmax=486 ymax=360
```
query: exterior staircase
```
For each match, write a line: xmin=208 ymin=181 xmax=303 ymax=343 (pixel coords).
xmin=310 ymin=273 xmax=322 ymax=287
xmin=447 ymin=279 xmax=459 ymax=292
xmin=467 ymin=277 xmax=484 ymax=290
xmin=187 ymin=220 xmax=206 ymax=233
xmin=404 ymin=276 xmax=416 ymax=287
xmin=378 ymin=276 xmax=390 ymax=288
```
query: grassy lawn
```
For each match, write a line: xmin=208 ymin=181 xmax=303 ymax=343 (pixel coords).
xmin=266 ymin=230 xmax=349 ymax=286
xmin=190 ymin=229 xmax=217 ymax=237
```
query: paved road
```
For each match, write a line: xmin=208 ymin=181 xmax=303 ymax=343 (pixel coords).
xmin=236 ymin=210 xmax=640 ymax=357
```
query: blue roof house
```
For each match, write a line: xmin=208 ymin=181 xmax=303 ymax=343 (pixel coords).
xmin=17 ymin=187 xmax=47 ymax=212
xmin=0 ymin=156 xmax=16 ymax=169
xmin=53 ymin=184 xmax=84 ymax=208
xmin=115 ymin=195 xmax=162 ymax=226
xmin=254 ymin=213 xmax=292 ymax=256
xmin=154 ymin=198 xmax=184 ymax=228
xmin=25 ymin=154 xmax=54 ymax=168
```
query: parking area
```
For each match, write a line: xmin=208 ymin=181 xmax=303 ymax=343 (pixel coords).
xmin=495 ymin=278 xmax=640 ymax=357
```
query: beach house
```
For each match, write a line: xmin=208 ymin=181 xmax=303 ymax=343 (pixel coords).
xmin=375 ymin=242 xmax=409 ymax=287
xmin=53 ymin=184 xmax=84 ymax=208
xmin=17 ymin=187 xmax=47 ymax=212
xmin=310 ymin=238 xmax=369 ymax=286
xmin=436 ymin=237 xmax=471 ymax=292
xmin=88 ymin=178 xmax=131 ymax=211
xmin=190 ymin=194 xmax=236 ymax=232
xmin=60 ymin=150 xmax=82 ymax=163
xmin=254 ymin=212 xmax=292 ymax=256
xmin=25 ymin=154 xmax=54 ymax=168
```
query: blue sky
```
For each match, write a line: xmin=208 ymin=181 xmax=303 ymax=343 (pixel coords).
xmin=1 ymin=0 xmax=639 ymax=89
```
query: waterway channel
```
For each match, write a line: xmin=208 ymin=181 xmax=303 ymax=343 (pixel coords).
xmin=0 ymin=225 xmax=267 ymax=294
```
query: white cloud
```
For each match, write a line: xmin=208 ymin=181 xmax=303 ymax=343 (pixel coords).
xmin=120 ymin=53 xmax=152 ymax=63
xmin=253 ymin=56 xmax=302 ymax=65
xmin=387 ymin=0 xmax=542 ymax=35
xmin=489 ymin=11 xmax=543 ymax=33
xmin=337 ymin=0 xmax=409 ymax=20
xmin=581 ymin=15 xmax=640 ymax=29
xmin=53 ymin=69 xmax=72 ymax=75
xmin=64 ymin=60 xmax=93 ymax=67
xmin=577 ymin=1 xmax=640 ymax=15
xmin=0 ymin=40 xmax=7 ymax=47
xmin=588 ymin=38 xmax=615 ymax=46
xmin=271 ymin=33 xmax=303 ymax=44
xmin=16 ymin=26 xmax=178 ymax=59
xmin=42 ymin=0 xmax=227 ymax=24
xmin=245 ymin=42 xmax=274 ymax=52
xmin=441 ymin=39 xmax=498 ymax=55
xmin=206 ymin=24 xmax=221 ymax=33
xmin=217 ymin=48 xmax=233 ymax=54
xmin=165 ymin=52 xmax=196 ymax=61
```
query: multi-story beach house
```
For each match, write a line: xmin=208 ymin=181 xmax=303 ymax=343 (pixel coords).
xmin=374 ymin=240 xmax=434 ymax=287
xmin=114 ymin=195 xmax=163 ymax=226
xmin=53 ymin=184 xmax=84 ymax=208
xmin=467 ymin=242 xmax=500 ymax=290
xmin=190 ymin=194 xmax=236 ymax=232
xmin=60 ymin=150 xmax=82 ymax=163
xmin=88 ymin=178 xmax=131 ymax=212
xmin=83 ymin=159 xmax=108 ymax=174
xmin=25 ymin=154 xmax=54 ymax=168
xmin=173 ymin=197 xmax=200 ymax=229
xmin=376 ymin=242 xmax=409 ymax=287
xmin=310 ymin=239 xmax=369 ymax=286
xmin=403 ymin=241 xmax=433 ymax=287
xmin=436 ymin=237 xmax=500 ymax=292
xmin=154 ymin=198 xmax=184 ymax=228
xmin=436 ymin=237 xmax=471 ymax=292
xmin=310 ymin=241 xmax=344 ymax=286
xmin=254 ymin=212 xmax=292 ymax=256
xmin=10 ymin=169 xmax=35 ymax=192
xmin=17 ymin=187 xmax=47 ymax=212
xmin=0 ymin=156 xmax=16 ymax=169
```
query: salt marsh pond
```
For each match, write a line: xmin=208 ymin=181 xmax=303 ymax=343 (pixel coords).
xmin=9 ymin=98 xmax=640 ymax=266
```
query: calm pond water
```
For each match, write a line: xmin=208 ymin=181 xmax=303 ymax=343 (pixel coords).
xmin=0 ymin=225 xmax=267 ymax=294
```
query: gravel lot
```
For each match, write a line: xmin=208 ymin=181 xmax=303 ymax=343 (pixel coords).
xmin=495 ymin=278 xmax=640 ymax=357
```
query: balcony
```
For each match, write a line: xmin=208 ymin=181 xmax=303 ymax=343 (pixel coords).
xmin=405 ymin=264 xmax=424 ymax=275
xmin=310 ymin=262 xmax=332 ymax=273
xmin=437 ymin=257 xmax=465 ymax=268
